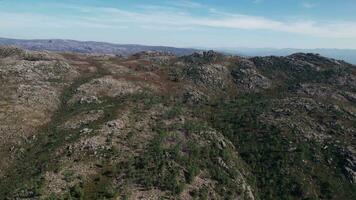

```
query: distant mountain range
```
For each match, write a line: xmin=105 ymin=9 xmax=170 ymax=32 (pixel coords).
xmin=0 ymin=38 xmax=198 ymax=56
xmin=219 ymin=47 xmax=356 ymax=64
xmin=1 ymin=38 xmax=355 ymax=64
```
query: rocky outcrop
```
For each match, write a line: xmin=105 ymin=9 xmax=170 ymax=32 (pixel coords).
xmin=344 ymin=146 xmax=356 ymax=183
xmin=0 ymin=47 xmax=79 ymax=181
xmin=183 ymin=63 xmax=230 ymax=89
xmin=183 ymin=50 xmax=224 ymax=64
xmin=182 ymin=86 xmax=209 ymax=105
xmin=231 ymin=59 xmax=272 ymax=92
xmin=69 ymin=76 xmax=144 ymax=104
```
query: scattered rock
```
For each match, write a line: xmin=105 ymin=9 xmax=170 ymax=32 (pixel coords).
xmin=182 ymin=86 xmax=208 ymax=105
xmin=80 ymin=128 xmax=93 ymax=134
xmin=231 ymin=59 xmax=271 ymax=91
xmin=79 ymin=96 xmax=101 ymax=104
xmin=105 ymin=119 xmax=124 ymax=130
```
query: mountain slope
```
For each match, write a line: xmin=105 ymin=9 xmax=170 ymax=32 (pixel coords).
xmin=0 ymin=47 xmax=355 ymax=200
xmin=0 ymin=38 xmax=198 ymax=56
xmin=220 ymin=47 xmax=356 ymax=65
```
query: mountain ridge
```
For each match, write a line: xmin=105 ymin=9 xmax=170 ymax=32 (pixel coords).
xmin=0 ymin=37 xmax=199 ymax=56
xmin=2 ymin=37 xmax=356 ymax=64
xmin=0 ymin=46 xmax=355 ymax=199
xmin=220 ymin=47 xmax=356 ymax=64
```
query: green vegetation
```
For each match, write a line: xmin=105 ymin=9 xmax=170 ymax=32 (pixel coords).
xmin=0 ymin=63 xmax=122 ymax=198
xmin=1 ymin=49 xmax=355 ymax=200
xmin=205 ymin=93 xmax=356 ymax=200
xmin=163 ymin=105 xmax=183 ymax=119
xmin=131 ymin=131 xmax=185 ymax=195
xmin=125 ymin=117 xmax=247 ymax=199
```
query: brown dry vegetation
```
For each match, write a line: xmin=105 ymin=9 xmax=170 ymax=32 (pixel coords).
xmin=0 ymin=48 xmax=355 ymax=200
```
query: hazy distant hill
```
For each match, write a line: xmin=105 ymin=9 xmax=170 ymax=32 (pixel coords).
xmin=0 ymin=38 xmax=198 ymax=56
xmin=220 ymin=47 xmax=356 ymax=64
xmin=1 ymin=38 xmax=355 ymax=64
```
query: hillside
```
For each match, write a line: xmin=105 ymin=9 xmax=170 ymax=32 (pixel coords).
xmin=0 ymin=38 xmax=198 ymax=56
xmin=0 ymin=47 xmax=355 ymax=200
xmin=220 ymin=48 xmax=356 ymax=65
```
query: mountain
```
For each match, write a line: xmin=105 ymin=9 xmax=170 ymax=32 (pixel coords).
xmin=0 ymin=38 xmax=198 ymax=56
xmin=219 ymin=47 xmax=356 ymax=65
xmin=0 ymin=46 xmax=355 ymax=200
xmin=3 ymin=38 xmax=356 ymax=65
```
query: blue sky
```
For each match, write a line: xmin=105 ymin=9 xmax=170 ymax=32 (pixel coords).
xmin=1 ymin=0 xmax=356 ymax=49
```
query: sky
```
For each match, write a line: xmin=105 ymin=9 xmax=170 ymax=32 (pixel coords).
xmin=1 ymin=0 xmax=356 ymax=49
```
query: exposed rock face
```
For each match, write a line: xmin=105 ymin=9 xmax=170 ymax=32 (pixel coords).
xmin=69 ymin=76 xmax=144 ymax=104
xmin=182 ymin=86 xmax=209 ymax=105
xmin=343 ymin=146 xmax=356 ymax=183
xmin=63 ymin=110 xmax=105 ymax=130
xmin=0 ymin=46 xmax=63 ymax=61
xmin=295 ymin=83 xmax=349 ymax=102
xmin=0 ymin=46 xmax=25 ymax=58
xmin=0 ymin=49 xmax=355 ymax=200
xmin=0 ymin=46 xmax=79 ymax=181
xmin=131 ymin=50 xmax=175 ymax=59
xmin=231 ymin=59 xmax=272 ymax=91
xmin=183 ymin=63 xmax=230 ymax=88
xmin=0 ymin=50 xmax=77 ymax=135
xmin=343 ymin=91 xmax=356 ymax=103
xmin=186 ymin=50 xmax=224 ymax=63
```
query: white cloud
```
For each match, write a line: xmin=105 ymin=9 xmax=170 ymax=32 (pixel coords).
xmin=193 ymin=15 xmax=356 ymax=38
xmin=1 ymin=3 xmax=356 ymax=39
xmin=253 ymin=0 xmax=264 ymax=4
xmin=168 ymin=0 xmax=205 ymax=8
xmin=302 ymin=2 xmax=316 ymax=8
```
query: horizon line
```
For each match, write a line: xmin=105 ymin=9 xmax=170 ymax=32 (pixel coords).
xmin=1 ymin=36 xmax=356 ymax=51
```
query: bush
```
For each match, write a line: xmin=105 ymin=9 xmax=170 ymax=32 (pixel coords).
xmin=69 ymin=185 xmax=83 ymax=199
xmin=163 ymin=106 xmax=183 ymax=119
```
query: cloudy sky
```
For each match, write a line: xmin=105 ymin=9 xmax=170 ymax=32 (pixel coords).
xmin=1 ymin=0 xmax=356 ymax=49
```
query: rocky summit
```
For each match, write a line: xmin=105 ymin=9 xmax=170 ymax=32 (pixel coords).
xmin=0 ymin=46 xmax=355 ymax=200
